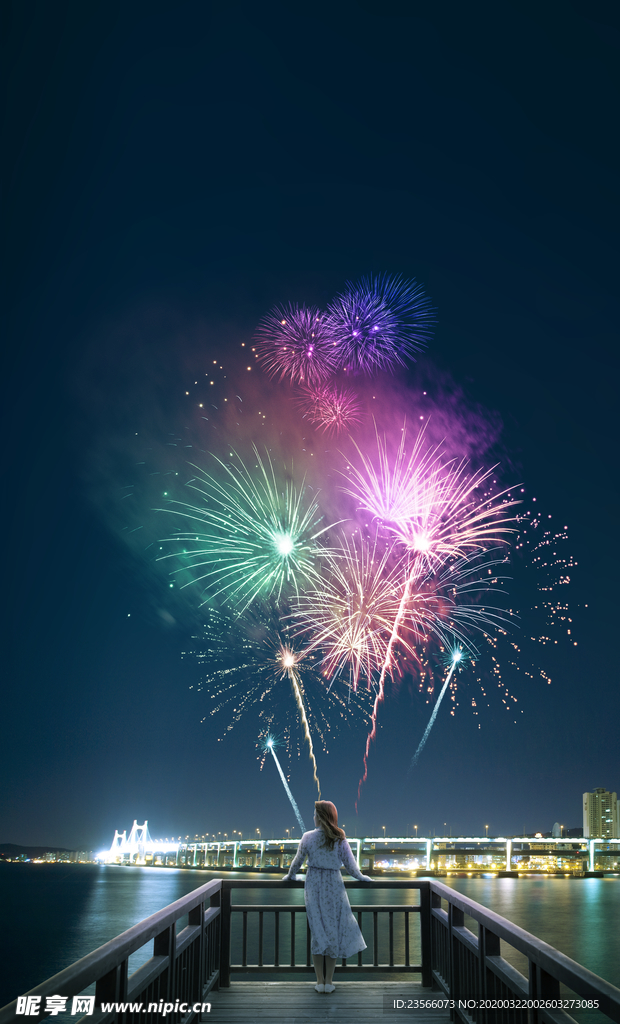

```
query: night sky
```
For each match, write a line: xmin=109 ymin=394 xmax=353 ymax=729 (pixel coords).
xmin=3 ymin=1 xmax=619 ymax=853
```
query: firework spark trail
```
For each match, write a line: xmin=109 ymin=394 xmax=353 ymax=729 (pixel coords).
xmin=343 ymin=424 xmax=444 ymax=528
xmin=409 ymin=652 xmax=463 ymax=769
xmin=279 ymin=645 xmax=321 ymax=795
xmin=356 ymin=552 xmax=511 ymax=798
xmin=266 ymin=739 xmax=306 ymax=833
xmin=357 ymin=557 xmax=425 ymax=799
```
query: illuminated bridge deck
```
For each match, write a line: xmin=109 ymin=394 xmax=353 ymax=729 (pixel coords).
xmin=205 ymin=980 xmax=445 ymax=1023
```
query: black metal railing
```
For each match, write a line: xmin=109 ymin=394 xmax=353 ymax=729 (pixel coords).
xmin=1 ymin=877 xmax=619 ymax=1024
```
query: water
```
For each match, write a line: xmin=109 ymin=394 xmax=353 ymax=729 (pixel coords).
xmin=1 ymin=865 xmax=618 ymax=1008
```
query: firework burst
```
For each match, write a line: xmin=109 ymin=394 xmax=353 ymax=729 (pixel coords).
xmin=185 ymin=602 xmax=372 ymax=758
xmin=292 ymin=532 xmax=415 ymax=691
xmin=343 ymin=426 xmax=520 ymax=567
xmin=327 ymin=274 xmax=435 ymax=374
xmin=159 ymin=446 xmax=334 ymax=610
xmin=297 ymin=382 xmax=363 ymax=435
xmin=255 ymin=304 xmax=339 ymax=386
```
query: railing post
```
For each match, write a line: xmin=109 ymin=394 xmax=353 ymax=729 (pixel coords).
xmin=479 ymin=924 xmax=500 ymax=1024
xmin=430 ymin=889 xmax=442 ymax=989
xmin=449 ymin=901 xmax=464 ymax=1011
xmin=153 ymin=924 xmax=175 ymax=1002
xmin=219 ymin=881 xmax=232 ymax=988
xmin=209 ymin=886 xmax=222 ymax=991
xmin=420 ymin=883 xmax=432 ymax=987
xmin=529 ymin=960 xmax=561 ymax=1024
xmin=95 ymin=961 xmax=128 ymax=1024
xmin=189 ymin=900 xmax=204 ymax=1005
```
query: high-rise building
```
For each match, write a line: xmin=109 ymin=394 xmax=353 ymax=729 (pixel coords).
xmin=583 ymin=788 xmax=619 ymax=838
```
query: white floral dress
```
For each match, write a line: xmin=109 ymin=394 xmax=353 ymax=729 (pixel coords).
xmin=284 ymin=828 xmax=372 ymax=958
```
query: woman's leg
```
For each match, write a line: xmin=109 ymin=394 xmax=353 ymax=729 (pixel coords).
xmin=312 ymin=955 xmax=325 ymax=984
xmin=324 ymin=956 xmax=337 ymax=985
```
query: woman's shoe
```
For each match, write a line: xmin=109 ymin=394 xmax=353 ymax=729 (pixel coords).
xmin=314 ymin=984 xmax=324 ymax=993
xmin=324 ymin=984 xmax=335 ymax=993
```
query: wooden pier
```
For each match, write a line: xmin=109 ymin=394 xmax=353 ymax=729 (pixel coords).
xmin=205 ymin=980 xmax=444 ymax=1023
xmin=1 ymin=878 xmax=619 ymax=1024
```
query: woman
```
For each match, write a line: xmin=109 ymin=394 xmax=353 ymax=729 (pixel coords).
xmin=282 ymin=800 xmax=373 ymax=993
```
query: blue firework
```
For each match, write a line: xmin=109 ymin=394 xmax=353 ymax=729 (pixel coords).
xmin=327 ymin=274 xmax=435 ymax=373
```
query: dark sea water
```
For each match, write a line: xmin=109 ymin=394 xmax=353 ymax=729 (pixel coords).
xmin=1 ymin=865 xmax=618 ymax=1008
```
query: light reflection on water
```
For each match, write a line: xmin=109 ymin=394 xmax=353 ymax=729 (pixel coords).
xmin=1 ymin=865 xmax=618 ymax=1009
xmin=441 ymin=875 xmax=620 ymax=989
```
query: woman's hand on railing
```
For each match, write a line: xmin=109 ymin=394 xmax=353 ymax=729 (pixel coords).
xmin=359 ymin=874 xmax=374 ymax=882
xmin=282 ymin=873 xmax=301 ymax=881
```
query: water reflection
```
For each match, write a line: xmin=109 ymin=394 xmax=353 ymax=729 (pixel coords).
xmin=441 ymin=876 xmax=620 ymax=987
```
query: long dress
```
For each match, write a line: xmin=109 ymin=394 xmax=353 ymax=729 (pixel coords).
xmin=285 ymin=827 xmax=372 ymax=958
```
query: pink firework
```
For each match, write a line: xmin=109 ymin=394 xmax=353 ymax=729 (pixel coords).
xmin=344 ymin=426 xmax=520 ymax=797
xmin=297 ymin=383 xmax=363 ymax=435
xmin=343 ymin=426 xmax=520 ymax=567
xmin=255 ymin=304 xmax=339 ymax=386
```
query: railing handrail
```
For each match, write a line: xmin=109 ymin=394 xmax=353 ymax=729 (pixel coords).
xmin=230 ymin=903 xmax=420 ymax=911
xmin=430 ymin=880 xmax=620 ymax=1015
xmin=222 ymin=878 xmax=426 ymax=889
xmin=0 ymin=878 xmax=222 ymax=1024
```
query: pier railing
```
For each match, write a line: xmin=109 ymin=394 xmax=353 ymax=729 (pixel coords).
xmin=428 ymin=881 xmax=620 ymax=1024
xmin=1 ymin=878 xmax=619 ymax=1024
xmin=220 ymin=878 xmax=430 ymax=983
xmin=0 ymin=877 xmax=222 ymax=1024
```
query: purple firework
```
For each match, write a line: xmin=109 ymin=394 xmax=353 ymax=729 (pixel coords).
xmin=327 ymin=274 xmax=435 ymax=373
xmin=297 ymin=383 xmax=363 ymax=435
xmin=255 ymin=304 xmax=339 ymax=386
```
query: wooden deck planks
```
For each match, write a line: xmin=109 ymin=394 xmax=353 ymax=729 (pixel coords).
xmin=203 ymin=981 xmax=451 ymax=1023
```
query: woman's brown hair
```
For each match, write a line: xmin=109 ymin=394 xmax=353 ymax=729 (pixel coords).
xmin=314 ymin=800 xmax=346 ymax=849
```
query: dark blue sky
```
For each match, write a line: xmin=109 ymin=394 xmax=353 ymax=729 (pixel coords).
xmin=3 ymin=0 xmax=618 ymax=851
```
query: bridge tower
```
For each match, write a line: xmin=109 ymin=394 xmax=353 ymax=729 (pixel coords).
xmin=126 ymin=820 xmax=150 ymax=862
